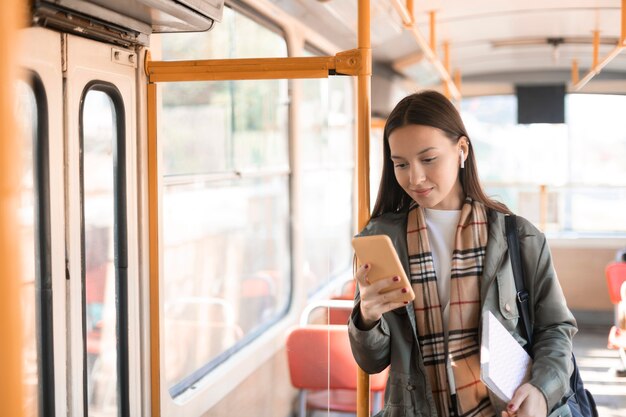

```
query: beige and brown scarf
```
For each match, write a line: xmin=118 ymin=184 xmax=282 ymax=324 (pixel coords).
xmin=407 ymin=199 xmax=494 ymax=417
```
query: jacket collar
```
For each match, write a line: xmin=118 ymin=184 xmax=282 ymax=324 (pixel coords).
xmin=480 ymin=210 xmax=509 ymax=306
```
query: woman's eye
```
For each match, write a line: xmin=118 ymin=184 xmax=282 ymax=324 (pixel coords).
xmin=394 ymin=163 xmax=407 ymax=169
xmin=422 ymin=157 xmax=437 ymax=164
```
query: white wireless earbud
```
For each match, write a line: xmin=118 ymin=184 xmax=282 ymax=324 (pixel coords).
xmin=460 ymin=149 xmax=465 ymax=169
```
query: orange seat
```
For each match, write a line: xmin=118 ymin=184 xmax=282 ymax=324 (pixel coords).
xmin=605 ymin=262 xmax=626 ymax=305
xmin=342 ymin=279 xmax=357 ymax=299
xmin=299 ymin=299 xmax=354 ymax=326
xmin=327 ymin=296 xmax=354 ymax=325
xmin=286 ymin=325 xmax=388 ymax=417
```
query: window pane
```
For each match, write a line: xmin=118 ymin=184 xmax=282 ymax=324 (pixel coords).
xmin=15 ymin=79 xmax=39 ymax=417
xmin=160 ymin=7 xmax=286 ymax=61
xmin=161 ymin=79 xmax=289 ymax=176
xmin=462 ymin=95 xmax=568 ymax=185
xmin=300 ymin=73 xmax=355 ymax=294
xmin=369 ymin=125 xmax=384 ymax=211
xmin=162 ymin=177 xmax=291 ymax=391
xmin=82 ymin=90 xmax=118 ymax=416
xmin=159 ymin=5 xmax=289 ymax=177
xmin=566 ymin=94 xmax=626 ymax=232
xmin=461 ymin=94 xmax=626 ymax=233
xmin=567 ymin=94 xmax=626 ymax=186
xmin=158 ymin=6 xmax=291 ymax=394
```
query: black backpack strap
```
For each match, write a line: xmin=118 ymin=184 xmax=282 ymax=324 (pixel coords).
xmin=504 ymin=214 xmax=534 ymax=351
xmin=505 ymin=216 xmax=598 ymax=417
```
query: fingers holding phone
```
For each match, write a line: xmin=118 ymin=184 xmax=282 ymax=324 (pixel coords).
xmin=358 ymin=271 xmax=411 ymax=328
xmin=354 ymin=262 xmax=371 ymax=287
xmin=352 ymin=235 xmax=416 ymax=329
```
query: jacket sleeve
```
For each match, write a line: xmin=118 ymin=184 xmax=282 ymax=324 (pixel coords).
xmin=348 ymin=285 xmax=392 ymax=374
xmin=523 ymin=231 xmax=577 ymax=411
xmin=348 ymin=213 xmax=408 ymax=375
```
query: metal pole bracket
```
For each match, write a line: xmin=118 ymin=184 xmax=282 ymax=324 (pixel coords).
xmin=335 ymin=48 xmax=372 ymax=76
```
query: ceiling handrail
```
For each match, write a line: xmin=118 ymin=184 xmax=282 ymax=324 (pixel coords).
xmin=390 ymin=0 xmax=461 ymax=100
xmin=572 ymin=0 xmax=625 ymax=90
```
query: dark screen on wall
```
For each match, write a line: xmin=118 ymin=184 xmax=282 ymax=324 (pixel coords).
xmin=516 ymin=85 xmax=565 ymax=124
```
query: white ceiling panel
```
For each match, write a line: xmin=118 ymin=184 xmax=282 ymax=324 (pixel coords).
xmin=268 ymin=0 xmax=626 ymax=86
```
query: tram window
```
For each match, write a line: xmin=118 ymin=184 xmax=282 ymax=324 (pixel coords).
xmin=159 ymin=5 xmax=288 ymax=176
xmin=565 ymin=94 xmax=626 ymax=232
xmin=159 ymin=6 xmax=285 ymax=61
xmin=369 ymin=126 xmax=385 ymax=220
xmin=15 ymin=79 xmax=39 ymax=417
xmin=300 ymin=51 xmax=355 ymax=295
xmin=461 ymin=94 xmax=626 ymax=234
xmin=81 ymin=88 xmax=128 ymax=417
xmin=158 ymin=5 xmax=291 ymax=395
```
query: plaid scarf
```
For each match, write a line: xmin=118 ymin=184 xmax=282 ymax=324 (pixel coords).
xmin=407 ymin=199 xmax=494 ymax=417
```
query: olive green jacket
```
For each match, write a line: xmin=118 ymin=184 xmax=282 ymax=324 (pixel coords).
xmin=348 ymin=208 xmax=577 ymax=417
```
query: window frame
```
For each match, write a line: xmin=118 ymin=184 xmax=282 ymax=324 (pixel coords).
xmin=19 ymin=70 xmax=56 ymax=417
xmin=78 ymin=81 xmax=130 ymax=417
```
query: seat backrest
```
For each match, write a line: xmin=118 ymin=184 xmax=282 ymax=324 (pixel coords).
xmin=286 ymin=325 xmax=387 ymax=391
xmin=327 ymin=296 xmax=353 ymax=325
xmin=299 ymin=299 xmax=354 ymax=326
xmin=606 ymin=262 xmax=626 ymax=305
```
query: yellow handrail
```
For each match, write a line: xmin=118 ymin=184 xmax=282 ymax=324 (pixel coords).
xmin=390 ymin=0 xmax=461 ymax=100
xmin=356 ymin=0 xmax=372 ymax=416
xmin=572 ymin=0 xmax=626 ymax=90
xmin=0 ymin=0 xmax=26 ymax=417
xmin=146 ymin=49 xmax=370 ymax=82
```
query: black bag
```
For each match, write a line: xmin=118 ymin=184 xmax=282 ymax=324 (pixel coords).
xmin=504 ymin=215 xmax=598 ymax=417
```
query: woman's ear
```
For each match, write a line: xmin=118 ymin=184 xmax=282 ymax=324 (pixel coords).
xmin=458 ymin=136 xmax=470 ymax=162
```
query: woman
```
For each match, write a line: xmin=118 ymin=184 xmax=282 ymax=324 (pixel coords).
xmin=348 ymin=90 xmax=576 ymax=417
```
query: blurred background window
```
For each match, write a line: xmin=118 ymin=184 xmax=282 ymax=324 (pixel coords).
xmin=461 ymin=93 xmax=626 ymax=234
xmin=158 ymin=6 xmax=292 ymax=395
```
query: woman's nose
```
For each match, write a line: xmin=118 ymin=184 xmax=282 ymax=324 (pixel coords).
xmin=409 ymin=165 xmax=426 ymax=186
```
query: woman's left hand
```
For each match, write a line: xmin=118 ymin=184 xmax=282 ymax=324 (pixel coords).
xmin=500 ymin=383 xmax=547 ymax=417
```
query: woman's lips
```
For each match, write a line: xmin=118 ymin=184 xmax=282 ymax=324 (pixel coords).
xmin=411 ymin=187 xmax=433 ymax=197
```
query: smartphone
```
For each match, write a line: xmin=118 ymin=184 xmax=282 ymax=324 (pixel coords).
xmin=351 ymin=235 xmax=415 ymax=303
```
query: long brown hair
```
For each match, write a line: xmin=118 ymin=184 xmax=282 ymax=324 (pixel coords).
xmin=370 ymin=90 xmax=511 ymax=218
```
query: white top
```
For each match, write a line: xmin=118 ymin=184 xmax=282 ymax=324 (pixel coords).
xmin=424 ymin=208 xmax=461 ymax=339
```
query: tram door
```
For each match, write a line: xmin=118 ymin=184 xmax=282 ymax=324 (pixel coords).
xmin=18 ymin=27 xmax=141 ymax=417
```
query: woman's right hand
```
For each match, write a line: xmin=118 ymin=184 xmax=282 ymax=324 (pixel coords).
xmin=355 ymin=263 xmax=411 ymax=329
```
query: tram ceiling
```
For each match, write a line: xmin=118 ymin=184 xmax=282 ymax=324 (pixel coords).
xmin=271 ymin=0 xmax=626 ymax=88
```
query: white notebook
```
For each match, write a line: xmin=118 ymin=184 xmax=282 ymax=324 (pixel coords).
xmin=480 ymin=311 xmax=532 ymax=402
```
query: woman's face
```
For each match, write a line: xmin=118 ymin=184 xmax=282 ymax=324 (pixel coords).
xmin=388 ymin=124 xmax=468 ymax=210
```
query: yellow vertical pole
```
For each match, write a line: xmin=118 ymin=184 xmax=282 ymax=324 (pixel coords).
xmin=357 ymin=0 xmax=372 ymax=231
xmin=592 ymin=30 xmax=600 ymax=69
xmin=429 ymin=11 xmax=437 ymax=55
xmin=454 ymin=69 xmax=462 ymax=95
xmin=356 ymin=0 xmax=372 ymax=415
xmin=0 ymin=1 xmax=26 ymax=417
xmin=571 ymin=59 xmax=579 ymax=85
xmin=147 ymin=80 xmax=161 ymax=417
